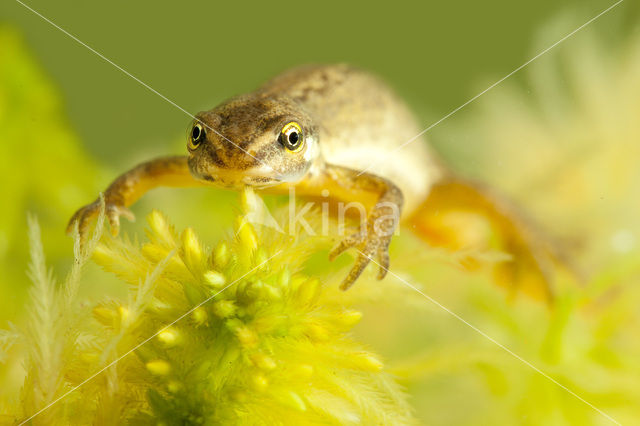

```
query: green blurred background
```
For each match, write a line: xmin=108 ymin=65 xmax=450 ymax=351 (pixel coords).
xmin=2 ymin=1 xmax=640 ymax=424
xmin=1 ymin=0 xmax=634 ymax=165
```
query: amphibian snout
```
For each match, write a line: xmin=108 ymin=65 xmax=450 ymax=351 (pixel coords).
xmin=187 ymin=96 xmax=319 ymax=188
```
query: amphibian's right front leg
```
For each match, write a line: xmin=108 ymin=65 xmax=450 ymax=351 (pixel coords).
xmin=68 ymin=155 xmax=203 ymax=237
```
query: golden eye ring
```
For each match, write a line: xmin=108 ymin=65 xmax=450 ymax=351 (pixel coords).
xmin=279 ymin=122 xmax=304 ymax=152
xmin=188 ymin=122 xmax=206 ymax=150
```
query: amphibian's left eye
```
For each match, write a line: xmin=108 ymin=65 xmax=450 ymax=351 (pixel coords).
xmin=188 ymin=122 xmax=206 ymax=150
xmin=279 ymin=122 xmax=304 ymax=151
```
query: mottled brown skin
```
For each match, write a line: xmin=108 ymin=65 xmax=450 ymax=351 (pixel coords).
xmin=69 ymin=64 xmax=562 ymax=297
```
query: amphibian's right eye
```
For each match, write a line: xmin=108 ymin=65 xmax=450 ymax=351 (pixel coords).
xmin=188 ymin=122 xmax=206 ymax=150
xmin=279 ymin=121 xmax=304 ymax=152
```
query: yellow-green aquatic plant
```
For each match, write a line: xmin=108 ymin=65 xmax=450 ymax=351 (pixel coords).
xmin=0 ymin=27 xmax=101 ymax=325
xmin=7 ymin=190 xmax=414 ymax=425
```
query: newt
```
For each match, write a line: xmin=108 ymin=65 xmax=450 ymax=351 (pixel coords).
xmin=69 ymin=64 xmax=562 ymax=298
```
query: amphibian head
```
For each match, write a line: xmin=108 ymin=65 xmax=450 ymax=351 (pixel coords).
xmin=187 ymin=95 xmax=320 ymax=188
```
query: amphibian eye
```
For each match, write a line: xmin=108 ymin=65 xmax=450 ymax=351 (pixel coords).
xmin=279 ymin=122 xmax=304 ymax=151
xmin=189 ymin=122 xmax=206 ymax=149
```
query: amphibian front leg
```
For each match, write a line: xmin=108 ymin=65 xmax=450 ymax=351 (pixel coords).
xmin=68 ymin=156 xmax=203 ymax=237
xmin=320 ymin=165 xmax=404 ymax=290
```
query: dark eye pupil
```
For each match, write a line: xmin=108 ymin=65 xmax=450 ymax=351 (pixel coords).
xmin=192 ymin=125 xmax=203 ymax=143
xmin=288 ymin=131 xmax=299 ymax=145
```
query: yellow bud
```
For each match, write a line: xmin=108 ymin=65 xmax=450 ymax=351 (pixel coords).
xmin=263 ymin=284 xmax=282 ymax=301
xmin=236 ymin=219 xmax=258 ymax=252
xmin=147 ymin=210 xmax=175 ymax=246
xmin=149 ymin=299 xmax=171 ymax=313
xmin=157 ymin=327 xmax=180 ymax=347
xmin=306 ymin=323 xmax=329 ymax=341
xmin=192 ymin=307 xmax=208 ymax=325
xmin=212 ymin=300 xmax=236 ymax=318
xmin=182 ymin=228 xmax=203 ymax=269
xmin=118 ymin=306 xmax=130 ymax=325
xmin=355 ymin=352 xmax=384 ymax=372
xmin=252 ymin=374 xmax=269 ymax=391
xmin=235 ymin=325 xmax=258 ymax=348
xmin=295 ymin=278 xmax=320 ymax=306
xmin=337 ymin=310 xmax=363 ymax=328
xmin=237 ymin=280 xmax=265 ymax=304
xmin=204 ymin=270 xmax=226 ymax=288
xmin=141 ymin=246 xmax=189 ymax=278
xmin=289 ymin=275 xmax=307 ymax=292
xmin=251 ymin=353 xmax=277 ymax=370
xmin=278 ymin=268 xmax=291 ymax=288
xmin=213 ymin=242 xmax=230 ymax=268
xmin=146 ymin=359 xmax=171 ymax=375
xmin=91 ymin=245 xmax=112 ymax=266
xmin=293 ymin=364 xmax=314 ymax=379
xmin=141 ymin=243 xmax=168 ymax=263
xmin=283 ymin=391 xmax=306 ymax=412
xmin=92 ymin=305 xmax=116 ymax=326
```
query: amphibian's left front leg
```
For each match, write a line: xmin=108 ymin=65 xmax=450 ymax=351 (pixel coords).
xmin=322 ymin=165 xmax=404 ymax=290
xmin=68 ymin=156 xmax=203 ymax=238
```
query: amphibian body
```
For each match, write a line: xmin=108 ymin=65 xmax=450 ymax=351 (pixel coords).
xmin=70 ymin=64 xmax=558 ymax=298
